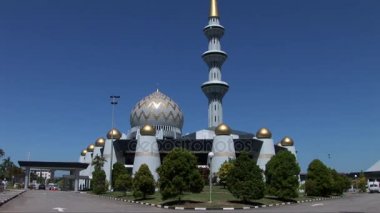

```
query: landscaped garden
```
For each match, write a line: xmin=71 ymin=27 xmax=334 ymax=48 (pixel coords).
xmin=104 ymin=185 xmax=318 ymax=208
xmin=89 ymin=148 xmax=350 ymax=208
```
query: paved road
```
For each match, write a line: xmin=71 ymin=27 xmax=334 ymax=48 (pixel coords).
xmin=233 ymin=193 xmax=380 ymax=213
xmin=0 ymin=190 xmax=164 ymax=212
xmin=1 ymin=190 xmax=380 ymax=212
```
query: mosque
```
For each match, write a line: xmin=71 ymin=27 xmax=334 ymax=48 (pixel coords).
xmin=78 ymin=0 xmax=298 ymax=187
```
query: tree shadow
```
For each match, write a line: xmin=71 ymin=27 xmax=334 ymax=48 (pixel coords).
xmin=228 ymin=200 xmax=264 ymax=206
xmin=134 ymin=197 xmax=155 ymax=201
xmin=161 ymin=200 xmax=203 ymax=206
xmin=265 ymin=196 xmax=297 ymax=203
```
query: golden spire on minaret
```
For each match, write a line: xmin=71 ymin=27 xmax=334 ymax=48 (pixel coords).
xmin=210 ymin=0 xmax=219 ymax=18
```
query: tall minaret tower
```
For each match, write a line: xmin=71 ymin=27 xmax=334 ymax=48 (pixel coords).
xmin=202 ymin=0 xmax=229 ymax=128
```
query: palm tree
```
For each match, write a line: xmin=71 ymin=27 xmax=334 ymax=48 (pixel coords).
xmin=92 ymin=155 xmax=106 ymax=170
xmin=0 ymin=149 xmax=4 ymax=158
xmin=1 ymin=157 xmax=15 ymax=180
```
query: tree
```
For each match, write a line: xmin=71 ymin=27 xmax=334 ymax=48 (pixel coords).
xmin=217 ymin=161 xmax=234 ymax=188
xmin=112 ymin=162 xmax=128 ymax=188
xmin=330 ymin=169 xmax=350 ymax=195
xmin=305 ymin=159 xmax=332 ymax=196
xmin=132 ymin=164 xmax=155 ymax=199
xmin=0 ymin=149 xmax=4 ymax=159
xmin=0 ymin=157 xmax=23 ymax=186
xmin=91 ymin=155 xmax=107 ymax=194
xmin=227 ymin=152 xmax=265 ymax=202
xmin=115 ymin=173 xmax=132 ymax=194
xmin=357 ymin=172 xmax=367 ymax=193
xmin=0 ymin=157 xmax=16 ymax=180
xmin=92 ymin=155 xmax=106 ymax=170
xmin=265 ymin=150 xmax=300 ymax=199
xmin=157 ymin=148 xmax=204 ymax=201
xmin=91 ymin=165 xmax=107 ymax=194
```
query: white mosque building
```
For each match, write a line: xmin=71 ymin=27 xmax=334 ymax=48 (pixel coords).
xmin=78 ymin=0 xmax=298 ymax=188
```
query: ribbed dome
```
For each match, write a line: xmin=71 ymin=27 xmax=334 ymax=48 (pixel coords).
xmin=130 ymin=90 xmax=184 ymax=130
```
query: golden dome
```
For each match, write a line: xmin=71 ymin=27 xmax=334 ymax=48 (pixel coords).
xmin=87 ymin=144 xmax=95 ymax=152
xmin=281 ymin=136 xmax=294 ymax=146
xmin=140 ymin=124 xmax=156 ymax=136
xmin=107 ymin=128 xmax=122 ymax=140
xmin=95 ymin=137 xmax=106 ymax=147
xmin=215 ymin=123 xmax=231 ymax=135
xmin=81 ymin=149 xmax=88 ymax=156
xmin=256 ymin=128 xmax=272 ymax=139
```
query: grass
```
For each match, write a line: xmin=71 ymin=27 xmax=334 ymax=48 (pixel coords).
xmin=101 ymin=186 xmax=324 ymax=208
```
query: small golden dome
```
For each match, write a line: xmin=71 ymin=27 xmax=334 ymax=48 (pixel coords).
xmin=81 ymin=149 xmax=88 ymax=156
xmin=281 ymin=136 xmax=294 ymax=146
xmin=95 ymin=137 xmax=106 ymax=147
xmin=107 ymin=128 xmax=122 ymax=140
xmin=87 ymin=144 xmax=95 ymax=152
xmin=256 ymin=128 xmax=272 ymax=139
xmin=140 ymin=124 xmax=156 ymax=136
xmin=215 ymin=123 xmax=231 ymax=135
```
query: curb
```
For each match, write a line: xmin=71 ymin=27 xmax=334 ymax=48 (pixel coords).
xmin=89 ymin=193 xmax=342 ymax=211
xmin=0 ymin=190 xmax=27 ymax=207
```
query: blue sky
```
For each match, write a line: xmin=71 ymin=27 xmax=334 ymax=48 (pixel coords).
xmin=0 ymin=0 xmax=379 ymax=173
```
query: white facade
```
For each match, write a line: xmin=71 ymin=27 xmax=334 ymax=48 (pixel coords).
xmin=132 ymin=133 xmax=160 ymax=181
xmin=256 ymin=138 xmax=276 ymax=171
xmin=35 ymin=171 xmax=51 ymax=179
xmin=210 ymin=135 xmax=236 ymax=174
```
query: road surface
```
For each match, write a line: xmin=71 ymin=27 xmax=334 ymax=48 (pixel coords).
xmin=1 ymin=190 xmax=380 ymax=212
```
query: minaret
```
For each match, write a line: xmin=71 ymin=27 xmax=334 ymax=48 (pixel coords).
xmin=202 ymin=0 xmax=229 ymax=128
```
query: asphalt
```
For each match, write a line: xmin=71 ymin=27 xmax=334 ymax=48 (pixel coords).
xmin=0 ymin=190 xmax=25 ymax=207
xmin=1 ymin=190 xmax=380 ymax=212
xmin=0 ymin=190 xmax=164 ymax=212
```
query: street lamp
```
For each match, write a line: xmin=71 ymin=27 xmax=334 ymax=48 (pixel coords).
xmin=354 ymin=174 xmax=358 ymax=192
xmin=108 ymin=95 xmax=120 ymax=191
xmin=208 ymin=152 xmax=214 ymax=203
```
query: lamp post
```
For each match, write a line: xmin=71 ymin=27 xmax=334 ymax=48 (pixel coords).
xmin=109 ymin=95 xmax=120 ymax=191
xmin=354 ymin=174 xmax=358 ymax=192
xmin=208 ymin=152 xmax=214 ymax=203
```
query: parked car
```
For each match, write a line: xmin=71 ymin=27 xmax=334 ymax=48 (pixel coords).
xmin=28 ymin=184 xmax=36 ymax=189
xmin=48 ymin=183 xmax=59 ymax=191
xmin=368 ymin=182 xmax=380 ymax=193
xmin=38 ymin=184 xmax=46 ymax=190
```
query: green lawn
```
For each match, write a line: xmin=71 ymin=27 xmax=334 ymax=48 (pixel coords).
xmin=103 ymin=186 xmax=321 ymax=208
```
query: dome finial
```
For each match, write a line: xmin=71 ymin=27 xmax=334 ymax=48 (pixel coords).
xmin=210 ymin=0 xmax=219 ymax=18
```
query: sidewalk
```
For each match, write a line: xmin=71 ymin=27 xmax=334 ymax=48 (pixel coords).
xmin=0 ymin=190 xmax=26 ymax=207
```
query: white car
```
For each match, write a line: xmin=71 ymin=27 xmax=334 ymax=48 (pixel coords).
xmin=368 ymin=182 xmax=380 ymax=193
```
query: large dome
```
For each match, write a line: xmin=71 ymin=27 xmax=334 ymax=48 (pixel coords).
xmin=130 ymin=90 xmax=184 ymax=131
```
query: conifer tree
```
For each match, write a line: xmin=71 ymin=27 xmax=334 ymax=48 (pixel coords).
xmin=305 ymin=159 xmax=332 ymax=196
xmin=265 ymin=150 xmax=300 ymax=199
xmin=157 ymin=148 xmax=204 ymax=200
xmin=227 ymin=152 xmax=265 ymax=202
xmin=133 ymin=164 xmax=155 ymax=199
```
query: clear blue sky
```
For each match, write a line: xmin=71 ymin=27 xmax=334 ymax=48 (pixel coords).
xmin=1 ymin=0 xmax=379 ymax=173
